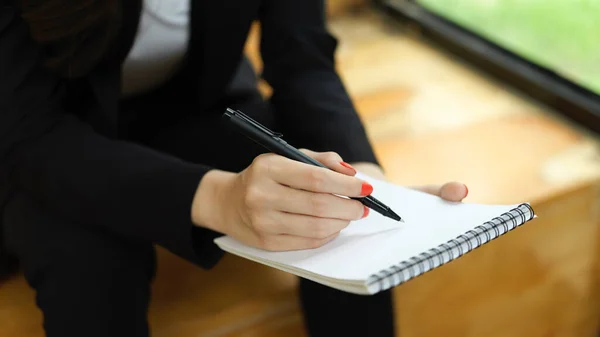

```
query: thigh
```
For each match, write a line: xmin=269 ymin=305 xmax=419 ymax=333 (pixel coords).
xmin=146 ymin=100 xmax=275 ymax=173
xmin=120 ymin=57 xmax=272 ymax=173
xmin=2 ymin=190 xmax=156 ymax=337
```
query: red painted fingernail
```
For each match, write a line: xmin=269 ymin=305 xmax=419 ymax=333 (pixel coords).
xmin=464 ymin=184 xmax=469 ymax=196
xmin=361 ymin=182 xmax=373 ymax=196
xmin=340 ymin=161 xmax=356 ymax=172
xmin=362 ymin=206 xmax=370 ymax=218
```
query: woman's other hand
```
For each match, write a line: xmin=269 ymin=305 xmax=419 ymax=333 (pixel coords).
xmin=349 ymin=161 xmax=468 ymax=202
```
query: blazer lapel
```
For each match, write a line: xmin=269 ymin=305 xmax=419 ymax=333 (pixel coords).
xmin=86 ymin=0 xmax=142 ymax=137
xmin=189 ymin=0 xmax=261 ymax=111
xmin=87 ymin=68 xmax=120 ymax=137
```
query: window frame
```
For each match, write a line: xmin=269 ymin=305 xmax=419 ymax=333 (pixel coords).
xmin=376 ymin=0 xmax=600 ymax=135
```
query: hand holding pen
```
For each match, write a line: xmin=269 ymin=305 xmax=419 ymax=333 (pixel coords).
xmin=191 ymin=108 xmax=402 ymax=252
xmin=195 ymin=143 xmax=383 ymax=252
xmin=223 ymin=108 xmax=402 ymax=222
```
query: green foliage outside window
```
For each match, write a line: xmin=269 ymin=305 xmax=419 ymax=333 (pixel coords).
xmin=418 ymin=0 xmax=600 ymax=94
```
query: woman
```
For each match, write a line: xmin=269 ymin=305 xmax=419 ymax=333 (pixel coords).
xmin=0 ymin=0 xmax=468 ymax=336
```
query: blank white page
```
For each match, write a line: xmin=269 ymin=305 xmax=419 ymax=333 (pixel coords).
xmin=214 ymin=173 xmax=520 ymax=281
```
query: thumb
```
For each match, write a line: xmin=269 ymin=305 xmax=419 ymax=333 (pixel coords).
xmin=298 ymin=149 xmax=357 ymax=176
xmin=412 ymin=182 xmax=469 ymax=202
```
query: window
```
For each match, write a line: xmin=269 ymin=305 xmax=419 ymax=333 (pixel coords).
xmin=416 ymin=0 xmax=600 ymax=95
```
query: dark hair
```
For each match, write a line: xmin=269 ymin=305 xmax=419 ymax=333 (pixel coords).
xmin=16 ymin=0 xmax=121 ymax=78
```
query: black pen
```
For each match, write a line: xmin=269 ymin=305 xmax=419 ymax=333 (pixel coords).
xmin=222 ymin=108 xmax=403 ymax=222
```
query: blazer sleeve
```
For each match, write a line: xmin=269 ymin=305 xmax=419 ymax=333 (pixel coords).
xmin=258 ymin=0 xmax=380 ymax=165
xmin=0 ymin=3 xmax=223 ymax=268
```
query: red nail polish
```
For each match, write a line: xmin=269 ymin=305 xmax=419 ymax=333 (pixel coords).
xmin=340 ymin=161 xmax=356 ymax=172
xmin=464 ymin=185 xmax=469 ymax=196
xmin=362 ymin=206 xmax=370 ymax=218
xmin=361 ymin=182 xmax=373 ymax=196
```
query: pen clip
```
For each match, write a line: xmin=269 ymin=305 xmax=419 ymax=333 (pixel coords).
xmin=226 ymin=108 xmax=283 ymax=138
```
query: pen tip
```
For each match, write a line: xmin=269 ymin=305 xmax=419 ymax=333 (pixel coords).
xmin=388 ymin=209 xmax=403 ymax=222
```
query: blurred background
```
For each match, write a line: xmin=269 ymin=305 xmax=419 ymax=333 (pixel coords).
xmin=418 ymin=0 xmax=600 ymax=95
xmin=1 ymin=1 xmax=599 ymax=336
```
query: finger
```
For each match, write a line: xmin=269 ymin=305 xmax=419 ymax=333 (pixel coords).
xmin=272 ymin=183 xmax=366 ymax=220
xmin=299 ymin=149 xmax=356 ymax=176
xmin=268 ymin=211 xmax=353 ymax=239
xmin=258 ymin=232 xmax=340 ymax=252
xmin=266 ymin=156 xmax=373 ymax=197
xmin=412 ymin=182 xmax=468 ymax=201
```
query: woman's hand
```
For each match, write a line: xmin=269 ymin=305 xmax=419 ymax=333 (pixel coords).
xmin=193 ymin=150 xmax=372 ymax=251
xmin=192 ymin=150 xmax=468 ymax=252
xmin=348 ymin=162 xmax=469 ymax=202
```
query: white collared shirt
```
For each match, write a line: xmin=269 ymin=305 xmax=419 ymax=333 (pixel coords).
xmin=121 ymin=0 xmax=190 ymax=97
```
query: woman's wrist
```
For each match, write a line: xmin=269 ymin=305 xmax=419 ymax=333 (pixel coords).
xmin=191 ymin=169 xmax=236 ymax=234
xmin=189 ymin=163 xmax=385 ymax=234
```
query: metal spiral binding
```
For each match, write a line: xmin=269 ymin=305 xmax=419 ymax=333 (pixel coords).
xmin=366 ymin=203 xmax=535 ymax=292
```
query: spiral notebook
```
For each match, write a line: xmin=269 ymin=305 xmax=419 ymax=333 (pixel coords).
xmin=214 ymin=173 xmax=536 ymax=295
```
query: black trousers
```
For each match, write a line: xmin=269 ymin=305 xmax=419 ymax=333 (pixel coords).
xmin=2 ymin=59 xmax=395 ymax=336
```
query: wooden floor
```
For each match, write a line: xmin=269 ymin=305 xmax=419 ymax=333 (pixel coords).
xmin=2 ymin=6 xmax=600 ymax=337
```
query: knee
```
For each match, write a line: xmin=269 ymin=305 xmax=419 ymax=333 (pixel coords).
xmin=2 ymin=191 xmax=156 ymax=284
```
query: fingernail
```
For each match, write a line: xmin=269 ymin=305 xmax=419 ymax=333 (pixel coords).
xmin=362 ymin=206 xmax=370 ymax=218
xmin=464 ymin=184 xmax=469 ymax=196
xmin=340 ymin=161 xmax=356 ymax=172
xmin=361 ymin=182 xmax=373 ymax=196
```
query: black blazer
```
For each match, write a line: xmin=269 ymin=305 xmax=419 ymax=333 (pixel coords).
xmin=0 ymin=0 xmax=378 ymax=268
